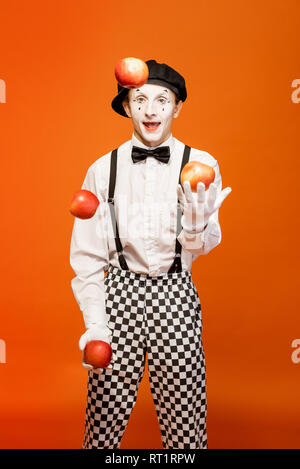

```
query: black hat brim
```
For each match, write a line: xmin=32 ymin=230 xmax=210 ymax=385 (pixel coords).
xmin=111 ymin=87 xmax=131 ymax=118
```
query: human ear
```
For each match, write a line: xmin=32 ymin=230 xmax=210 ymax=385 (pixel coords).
xmin=122 ymin=95 xmax=132 ymax=118
xmin=173 ymin=100 xmax=183 ymax=118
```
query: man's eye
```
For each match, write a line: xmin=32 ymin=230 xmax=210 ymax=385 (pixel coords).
xmin=136 ymin=97 xmax=145 ymax=103
xmin=159 ymin=98 xmax=167 ymax=104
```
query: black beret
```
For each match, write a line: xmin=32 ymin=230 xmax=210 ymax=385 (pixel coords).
xmin=111 ymin=59 xmax=187 ymax=118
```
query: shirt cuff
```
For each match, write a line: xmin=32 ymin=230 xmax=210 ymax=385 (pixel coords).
xmin=82 ymin=304 xmax=108 ymax=329
xmin=183 ymin=223 xmax=208 ymax=236
xmin=177 ymin=228 xmax=205 ymax=252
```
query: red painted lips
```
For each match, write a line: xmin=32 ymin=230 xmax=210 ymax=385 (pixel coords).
xmin=143 ymin=122 xmax=161 ymax=131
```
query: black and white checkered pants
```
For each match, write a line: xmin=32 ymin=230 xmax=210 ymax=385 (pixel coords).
xmin=83 ymin=265 xmax=207 ymax=449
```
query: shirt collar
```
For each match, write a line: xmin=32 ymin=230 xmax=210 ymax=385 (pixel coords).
xmin=130 ymin=132 xmax=175 ymax=155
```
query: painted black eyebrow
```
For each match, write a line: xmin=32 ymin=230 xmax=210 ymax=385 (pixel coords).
xmin=133 ymin=89 xmax=169 ymax=97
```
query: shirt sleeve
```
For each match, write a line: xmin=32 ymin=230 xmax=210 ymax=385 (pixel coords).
xmin=177 ymin=160 xmax=222 ymax=257
xmin=69 ymin=164 xmax=109 ymax=329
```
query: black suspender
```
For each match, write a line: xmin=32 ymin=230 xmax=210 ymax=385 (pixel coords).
xmin=108 ymin=148 xmax=129 ymax=271
xmin=168 ymin=144 xmax=191 ymax=273
xmin=108 ymin=144 xmax=191 ymax=273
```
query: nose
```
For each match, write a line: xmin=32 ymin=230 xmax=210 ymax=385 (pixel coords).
xmin=144 ymin=99 xmax=157 ymax=117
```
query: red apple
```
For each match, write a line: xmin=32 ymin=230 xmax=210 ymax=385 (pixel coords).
xmin=70 ymin=189 xmax=99 ymax=219
xmin=181 ymin=161 xmax=215 ymax=192
xmin=115 ymin=57 xmax=149 ymax=89
xmin=84 ymin=340 xmax=113 ymax=369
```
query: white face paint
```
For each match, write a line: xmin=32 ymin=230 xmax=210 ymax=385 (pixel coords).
xmin=123 ymin=84 xmax=182 ymax=148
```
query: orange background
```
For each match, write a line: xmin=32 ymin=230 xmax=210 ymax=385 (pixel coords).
xmin=1 ymin=0 xmax=300 ymax=449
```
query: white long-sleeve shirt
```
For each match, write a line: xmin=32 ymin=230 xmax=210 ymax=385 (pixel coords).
xmin=70 ymin=133 xmax=222 ymax=328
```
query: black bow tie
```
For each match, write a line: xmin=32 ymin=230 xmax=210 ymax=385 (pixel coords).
xmin=131 ymin=145 xmax=170 ymax=164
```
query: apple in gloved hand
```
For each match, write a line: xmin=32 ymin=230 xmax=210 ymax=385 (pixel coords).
xmin=181 ymin=161 xmax=215 ymax=192
xmin=115 ymin=57 xmax=149 ymax=89
xmin=84 ymin=340 xmax=113 ymax=369
xmin=70 ymin=189 xmax=99 ymax=219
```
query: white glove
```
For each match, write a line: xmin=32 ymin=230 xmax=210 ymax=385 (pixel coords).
xmin=79 ymin=323 xmax=117 ymax=373
xmin=177 ymin=181 xmax=232 ymax=233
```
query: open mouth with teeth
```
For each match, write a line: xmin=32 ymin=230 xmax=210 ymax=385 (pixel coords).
xmin=143 ymin=122 xmax=161 ymax=131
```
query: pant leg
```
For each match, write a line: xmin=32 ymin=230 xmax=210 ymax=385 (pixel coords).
xmin=145 ymin=272 xmax=208 ymax=449
xmin=83 ymin=267 xmax=147 ymax=449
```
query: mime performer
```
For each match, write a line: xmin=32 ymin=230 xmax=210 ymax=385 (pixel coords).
xmin=70 ymin=59 xmax=232 ymax=449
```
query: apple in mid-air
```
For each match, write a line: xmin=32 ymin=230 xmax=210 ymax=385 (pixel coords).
xmin=114 ymin=57 xmax=149 ymax=89
xmin=181 ymin=161 xmax=215 ymax=192
xmin=70 ymin=189 xmax=99 ymax=219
